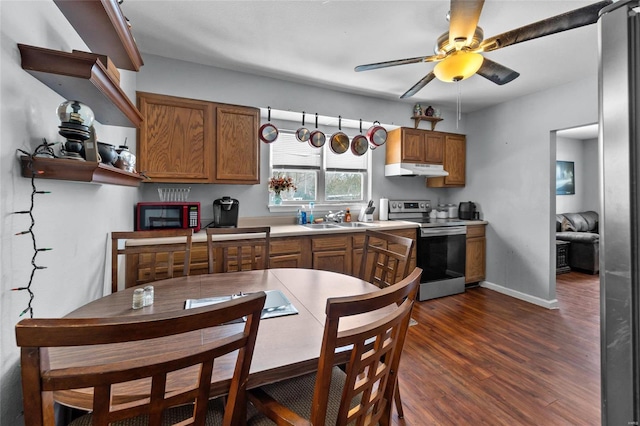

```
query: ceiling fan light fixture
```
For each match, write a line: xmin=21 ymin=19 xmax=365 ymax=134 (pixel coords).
xmin=433 ymin=51 xmax=484 ymax=82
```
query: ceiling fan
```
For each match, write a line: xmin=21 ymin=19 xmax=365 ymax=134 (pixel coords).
xmin=354 ymin=0 xmax=612 ymax=99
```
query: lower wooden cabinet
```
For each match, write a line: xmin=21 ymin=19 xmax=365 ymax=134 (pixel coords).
xmin=269 ymin=237 xmax=311 ymax=268
xmin=311 ymin=235 xmax=351 ymax=274
xmin=465 ymin=225 xmax=486 ymax=284
xmin=179 ymin=228 xmax=417 ymax=279
xmin=351 ymin=228 xmax=417 ymax=281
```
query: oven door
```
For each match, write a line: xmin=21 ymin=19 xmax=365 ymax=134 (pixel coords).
xmin=417 ymin=226 xmax=467 ymax=301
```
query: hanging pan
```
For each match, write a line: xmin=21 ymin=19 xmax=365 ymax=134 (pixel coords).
xmin=296 ymin=111 xmax=311 ymax=143
xmin=351 ymin=119 xmax=369 ymax=156
xmin=367 ymin=120 xmax=387 ymax=147
xmin=259 ymin=106 xmax=278 ymax=143
xmin=329 ymin=116 xmax=349 ymax=155
xmin=309 ymin=113 xmax=326 ymax=148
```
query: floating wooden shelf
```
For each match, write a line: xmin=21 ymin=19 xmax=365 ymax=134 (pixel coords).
xmin=20 ymin=156 xmax=145 ymax=187
xmin=53 ymin=0 xmax=143 ymax=71
xmin=411 ymin=115 xmax=443 ymax=131
xmin=18 ymin=44 xmax=143 ymax=128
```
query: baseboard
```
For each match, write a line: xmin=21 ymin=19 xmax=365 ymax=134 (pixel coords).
xmin=479 ymin=281 xmax=559 ymax=309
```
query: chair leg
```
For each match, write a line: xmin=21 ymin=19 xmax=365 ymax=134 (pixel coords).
xmin=394 ymin=377 xmax=404 ymax=419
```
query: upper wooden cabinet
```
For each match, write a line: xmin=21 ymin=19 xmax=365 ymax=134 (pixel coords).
xmin=137 ymin=92 xmax=260 ymax=184
xmin=137 ymin=92 xmax=213 ymax=183
xmin=386 ymin=128 xmax=444 ymax=164
xmin=214 ymin=106 xmax=260 ymax=184
xmin=427 ymin=133 xmax=466 ymax=188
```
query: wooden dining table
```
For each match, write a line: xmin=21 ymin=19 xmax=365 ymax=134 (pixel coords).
xmin=53 ymin=268 xmax=383 ymax=410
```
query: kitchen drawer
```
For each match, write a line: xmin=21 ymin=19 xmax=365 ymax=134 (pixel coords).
xmin=271 ymin=237 xmax=305 ymax=255
xmin=466 ymin=225 xmax=485 ymax=238
xmin=311 ymin=235 xmax=349 ymax=251
xmin=388 ymin=228 xmax=417 ymax=240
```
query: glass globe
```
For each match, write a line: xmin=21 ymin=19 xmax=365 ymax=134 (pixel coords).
xmin=57 ymin=100 xmax=95 ymax=126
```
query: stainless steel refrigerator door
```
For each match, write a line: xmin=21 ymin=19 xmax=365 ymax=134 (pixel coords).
xmin=599 ymin=1 xmax=640 ymax=424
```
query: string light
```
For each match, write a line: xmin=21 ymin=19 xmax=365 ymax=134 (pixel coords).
xmin=13 ymin=139 xmax=55 ymax=318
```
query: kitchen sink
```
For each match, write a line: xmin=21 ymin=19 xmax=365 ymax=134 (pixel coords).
xmin=335 ymin=222 xmax=378 ymax=228
xmin=301 ymin=223 xmax=341 ymax=230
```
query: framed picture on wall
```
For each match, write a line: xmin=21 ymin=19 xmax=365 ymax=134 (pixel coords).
xmin=556 ymin=161 xmax=575 ymax=195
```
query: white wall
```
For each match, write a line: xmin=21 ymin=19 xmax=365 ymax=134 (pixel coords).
xmin=461 ymin=77 xmax=598 ymax=305
xmin=135 ymin=54 xmax=465 ymax=221
xmin=1 ymin=2 xmax=138 ymax=424
xmin=0 ymin=3 xmax=600 ymax=422
xmin=556 ymin=136 xmax=599 ymax=214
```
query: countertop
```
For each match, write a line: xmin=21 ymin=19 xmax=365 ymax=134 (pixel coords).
xmin=127 ymin=219 xmax=488 ymax=245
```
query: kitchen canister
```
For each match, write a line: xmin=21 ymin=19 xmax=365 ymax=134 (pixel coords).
xmin=379 ymin=198 xmax=389 ymax=221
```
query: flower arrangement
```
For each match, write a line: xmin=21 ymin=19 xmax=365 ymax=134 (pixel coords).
xmin=268 ymin=175 xmax=297 ymax=195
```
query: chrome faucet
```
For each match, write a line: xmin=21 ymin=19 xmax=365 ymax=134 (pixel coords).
xmin=325 ymin=210 xmax=346 ymax=223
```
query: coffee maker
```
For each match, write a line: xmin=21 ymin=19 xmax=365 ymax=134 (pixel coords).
xmin=211 ymin=196 xmax=239 ymax=227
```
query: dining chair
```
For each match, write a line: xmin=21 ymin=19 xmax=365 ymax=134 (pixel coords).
xmin=111 ymin=229 xmax=193 ymax=293
xmin=206 ymin=226 xmax=270 ymax=273
xmin=358 ymin=229 xmax=415 ymax=290
xmin=15 ymin=291 xmax=266 ymax=426
xmin=247 ymin=267 xmax=422 ymax=426
xmin=357 ymin=229 xmax=415 ymax=419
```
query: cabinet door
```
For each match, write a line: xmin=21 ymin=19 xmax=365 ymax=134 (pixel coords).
xmin=400 ymin=128 xmax=426 ymax=162
xmin=352 ymin=234 xmax=386 ymax=278
xmin=424 ymin=132 xmax=444 ymax=164
xmin=270 ymin=237 xmax=311 ymax=268
xmin=214 ymin=105 xmax=260 ymax=183
xmin=465 ymin=225 xmax=486 ymax=283
xmin=311 ymin=236 xmax=351 ymax=274
xmin=443 ymin=134 xmax=466 ymax=186
xmin=137 ymin=92 xmax=213 ymax=183
xmin=426 ymin=133 xmax=466 ymax=188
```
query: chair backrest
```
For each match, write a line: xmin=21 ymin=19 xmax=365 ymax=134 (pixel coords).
xmin=311 ymin=267 xmax=422 ymax=425
xmin=111 ymin=229 xmax=193 ymax=293
xmin=358 ymin=229 xmax=415 ymax=288
xmin=206 ymin=227 xmax=270 ymax=273
xmin=15 ymin=292 xmax=266 ymax=426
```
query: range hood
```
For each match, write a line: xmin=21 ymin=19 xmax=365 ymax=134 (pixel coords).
xmin=384 ymin=163 xmax=449 ymax=177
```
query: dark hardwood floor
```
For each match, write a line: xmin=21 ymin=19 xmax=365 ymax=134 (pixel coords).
xmin=393 ymin=271 xmax=600 ymax=425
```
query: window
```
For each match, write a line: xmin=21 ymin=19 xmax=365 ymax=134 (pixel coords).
xmin=270 ymin=131 xmax=370 ymax=207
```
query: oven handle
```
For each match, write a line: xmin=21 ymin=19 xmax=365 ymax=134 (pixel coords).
xmin=420 ymin=226 xmax=467 ymax=236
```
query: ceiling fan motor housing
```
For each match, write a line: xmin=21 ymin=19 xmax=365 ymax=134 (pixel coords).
xmin=435 ymin=26 xmax=484 ymax=56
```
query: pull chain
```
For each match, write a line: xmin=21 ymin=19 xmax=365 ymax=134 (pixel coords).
xmin=456 ymin=81 xmax=462 ymax=129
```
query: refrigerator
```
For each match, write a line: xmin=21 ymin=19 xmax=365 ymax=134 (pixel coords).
xmin=599 ymin=1 xmax=640 ymax=424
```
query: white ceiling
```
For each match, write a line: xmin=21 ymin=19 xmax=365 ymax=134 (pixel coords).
xmin=121 ymin=0 xmax=604 ymax=113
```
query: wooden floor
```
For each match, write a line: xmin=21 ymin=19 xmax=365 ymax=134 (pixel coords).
xmin=393 ymin=271 xmax=601 ymax=425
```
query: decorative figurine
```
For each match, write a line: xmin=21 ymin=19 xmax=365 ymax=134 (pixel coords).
xmin=425 ymin=105 xmax=434 ymax=117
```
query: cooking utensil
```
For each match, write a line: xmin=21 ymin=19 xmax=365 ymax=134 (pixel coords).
xmin=309 ymin=113 xmax=326 ymax=148
xmin=295 ymin=111 xmax=310 ymax=143
xmin=329 ymin=116 xmax=349 ymax=154
xmin=350 ymin=119 xmax=368 ymax=156
xmin=259 ymin=106 xmax=278 ymax=143
xmin=366 ymin=121 xmax=387 ymax=147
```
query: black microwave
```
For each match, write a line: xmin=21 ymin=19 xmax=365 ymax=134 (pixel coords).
xmin=135 ymin=202 xmax=201 ymax=232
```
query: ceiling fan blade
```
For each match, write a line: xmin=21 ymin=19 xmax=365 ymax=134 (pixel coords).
xmin=354 ymin=55 xmax=440 ymax=72
xmin=449 ymin=0 xmax=485 ymax=47
xmin=400 ymin=72 xmax=436 ymax=99
xmin=476 ymin=58 xmax=520 ymax=85
xmin=479 ymin=0 xmax=612 ymax=53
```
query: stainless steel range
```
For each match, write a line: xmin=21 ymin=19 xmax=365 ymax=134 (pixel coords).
xmin=388 ymin=200 xmax=467 ymax=301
